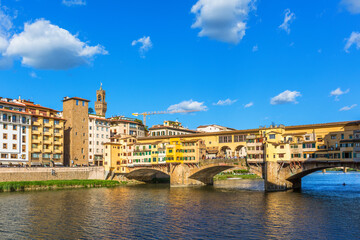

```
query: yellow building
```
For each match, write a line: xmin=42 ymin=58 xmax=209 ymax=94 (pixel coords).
xmin=21 ymin=100 xmax=65 ymax=166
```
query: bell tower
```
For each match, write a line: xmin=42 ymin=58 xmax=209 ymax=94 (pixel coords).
xmin=95 ymin=83 xmax=107 ymax=116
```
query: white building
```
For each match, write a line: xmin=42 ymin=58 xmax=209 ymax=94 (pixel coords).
xmin=0 ymin=98 xmax=31 ymax=165
xmin=149 ymin=120 xmax=197 ymax=137
xmin=88 ymin=115 xmax=110 ymax=165
xmin=109 ymin=116 xmax=146 ymax=138
xmin=197 ymin=124 xmax=236 ymax=133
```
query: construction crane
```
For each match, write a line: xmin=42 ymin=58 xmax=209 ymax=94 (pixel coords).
xmin=132 ymin=109 xmax=200 ymax=126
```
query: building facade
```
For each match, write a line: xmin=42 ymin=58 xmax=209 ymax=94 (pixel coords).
xmin=109 ymin=117 xmax=146 ymax=138
xmin=63 ymin=97 xmax=90 ymax=166
xmin=197 ymin=124 xmax=236 ymax=133
xmin=88 ymin=115 xmax=110 ymax=166
xmin=0 ymin=98 xmax=31 ymax=165
xmin=21 ymin=99 xmax=65 ymax=166
xmin=104 ymin=120 xmax=360 ymax=174
xmin=149 ymin=120 xmax=198 ymax=137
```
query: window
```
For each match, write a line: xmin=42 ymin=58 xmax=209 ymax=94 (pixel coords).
xmin=3 ymin=133 xmax=7 ymax=139
xmin=12 ymin=115 xmax=16 ymax=122
xmin=82 ymin=101 xmax=85 ymax=106
xmin=12 ymin=144 xmax=17 ymax=150
xmin=11 ymin=154 xmax=17 ymax=159
xmin=43 ymin=118 xmax=49 ymax=124
xmin=22 ymin=117 xmax=26 ymax=124
xmin=76 ymin=100 xmax=79 ymax=105
xmin=43 ymin=154 xmax=51 ymax=159
xmin=22 ymin=126 xmax=26 ymax=134
xmin=31 ymin=153 xmax=40 ymax=159
xmin=3 ymin=143 xmax=7 ymax=149
xmin=219 ymin=135 xmax=232 ymax=143
xmin=1 ymin=154 xmax=8 ymax=159
xmin=43 ymin=127 xmax=49 ymax=132
xmin=32 ymin=126 xmax=38 ymax=131
xmin=13 ymin=125 xmax=17 ymax=130
xmin=13 ymin=134 xmax=17 ymax=140
xmin=3 ymin=124 xmax=7 ymax=129
xmin=22 ymin=145 xmax=26 ymax=152
xmin=341 ymin=134 xmax=344 ymax=140
xmin=269 ymin=134 xmax=275 ymax=139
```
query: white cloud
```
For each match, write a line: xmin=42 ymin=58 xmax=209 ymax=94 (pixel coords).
xmin=168 ymin=100 xmax=208 ymax=112
xmin=62 ymin=0 xmax=86 ymax=7
xmin=131 ymin=36 xmax=152 ymax=58
xmin=279 ymin=9 xmax=295 ymax=34
xmin=191 ymin=0 xmax=256 ymax=44
xmin=244 ymin=102 xmax=254 ymax=108
xmin=29 ymin=71 xmax=39 ymax=78
xmin=341 ymin=0 xmax=360 ymax=14
xmin=344 ymin=32 xmax=360 ymax=52
xmin=339 ymin=104 xmax=357 ymax=111
xmin=252 ymin=45 xmax=258 ymax=52
xmin=270 ymin=90 xmax=301 ymax=105
xmin=213 ymin=98 xmax=237 ymax=106
xmin=5 ymin=19 xmax=107 ymax=70
xmin=330 ymin=87 xmax=349 ymax=101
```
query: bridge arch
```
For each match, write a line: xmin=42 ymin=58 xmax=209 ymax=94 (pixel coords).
xmin=235 ymin=145 xmax=246 ymax=158
xmin=188 ymin=165 xmax=237 ymax=185
xmin=219 ymin=146 xmax=232 ymax=158
xmin=126 ymin=168 xmax=170 ymax=183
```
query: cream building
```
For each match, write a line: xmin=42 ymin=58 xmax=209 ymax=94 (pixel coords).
xmin=197 ymin=124 xmax=236 ymax=133
xmin=109 ymin=116 xmax=146 ymax=138
xmin=88 ymin=115 xmax=110 ymax=166
xmin=149 ymin=120 xmax=197 ymax=136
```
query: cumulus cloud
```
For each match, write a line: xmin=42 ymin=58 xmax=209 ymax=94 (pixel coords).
xmin=341 ymin=0 xmax=360 ymax=14
xmin=244 ymin=102 xmax=254 ymax=108
xmin=191 ymin=0 xmax=256 ymax=44
xmin=330 ymin=87 xmax=349 ymax=101
xmin=270 ymin=90 xmax=301 ymax=105
xmin=213 ymin=98 xmax=237 ymax=106
xmin=5 ymin=19 xmax=107 ymax=70
xmin=339 ymin=104 xmax=357 ymax=111
xmin=168 ymin=100 xmax=208 ymax=112
xmin=344 ymin=32 xmax=360 ymax=52
xmin=131 ymin=36 xmax=152 ymax=58
xmin=279 ymin=9 xmax=295 ymax=34
xmin=62 ymin=0 xmax=86 ymax=7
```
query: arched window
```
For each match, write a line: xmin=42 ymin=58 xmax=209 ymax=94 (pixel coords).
xmin=98 ymin=95 xmax=102 ymax=102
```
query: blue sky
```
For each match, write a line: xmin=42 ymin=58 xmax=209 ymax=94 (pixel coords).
xmin=0 ymin=0 xmax=359 ymax=130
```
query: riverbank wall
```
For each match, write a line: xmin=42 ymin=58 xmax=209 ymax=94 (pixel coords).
xmin=0 ymin=167 xmax=105 ymax=182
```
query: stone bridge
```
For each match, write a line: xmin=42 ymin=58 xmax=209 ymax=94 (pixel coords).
xmin=117 ymin=158 xmax=259 ymax=186
xmin=266 ymin=160 xmax=360 ymax=191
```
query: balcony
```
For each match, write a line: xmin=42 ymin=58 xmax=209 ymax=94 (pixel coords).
xmin=31 ymin=139 xmax=41 ymax=144
xmin=54 ymin=124 xmax=62 ymax=129
xmin=54 ymin=149 xmax=62 ymax=154
xmin=43 ymin=140 xmax=52 ymax=145
xmin=33 ymin=121 xmax=41 ymax=126
xmin=43 ymin=131 xmax=52 ymax=136
xmin=32 ymin=130 xmax=41 ymax=135
xmin=43 ymin=149 xmax=52 ymax=153
xmin=54 ymin=132 xmax=62 ymax=137
xmin=54 ymin=141 xmax=62 ymax=145
xmin=43 ymin=122 xmax=52 ymax=128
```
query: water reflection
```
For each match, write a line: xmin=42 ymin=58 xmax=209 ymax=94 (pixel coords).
xmin=0 ymin=173 xmax=359 ymax=239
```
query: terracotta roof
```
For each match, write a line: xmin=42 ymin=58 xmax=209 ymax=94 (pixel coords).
xmin=109 ymin=119 xmax=144 ymax=125
xmin=0 ymin=108 xmax=32 ymax=115
xmin=89 ymin=115 xmax=110 ymax=121
xmin=21 ymin=101 xmax=60 ymax=112
xmin=62 ymin=97 xmax=90 ymax=102
xmin=149 ymin=125 xmax=198 ymax=133
xmin=285 ymin=120 xmax=360 ymax=130
xmin=0 ymin=100 xmax=26 ymax=107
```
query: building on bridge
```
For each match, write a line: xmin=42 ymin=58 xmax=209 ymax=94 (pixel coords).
xmin=103 ymin=120 xmax=360 ymax=191
xmin=197 ymin=124 xmax=236 ymax=133
xmin=149 ymin=120 xmax=198 ymax=137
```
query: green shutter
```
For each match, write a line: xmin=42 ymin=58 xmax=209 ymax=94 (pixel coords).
xmin=303 ymin=144 xmax=306 ymax=148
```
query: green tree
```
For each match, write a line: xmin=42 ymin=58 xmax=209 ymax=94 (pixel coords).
xmin=88 ymin=107 xmax=94 ymax=114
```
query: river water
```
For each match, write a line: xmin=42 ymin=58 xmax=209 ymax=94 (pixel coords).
xmin=0 ymin=172 xmax=360 ymax=240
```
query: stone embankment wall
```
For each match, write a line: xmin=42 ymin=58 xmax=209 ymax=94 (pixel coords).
xmin=0 ymin=167 xmax=105 ymax=182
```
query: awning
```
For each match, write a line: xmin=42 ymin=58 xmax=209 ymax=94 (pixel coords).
xmin=54 ymin=162 xmax=63 ymax=166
